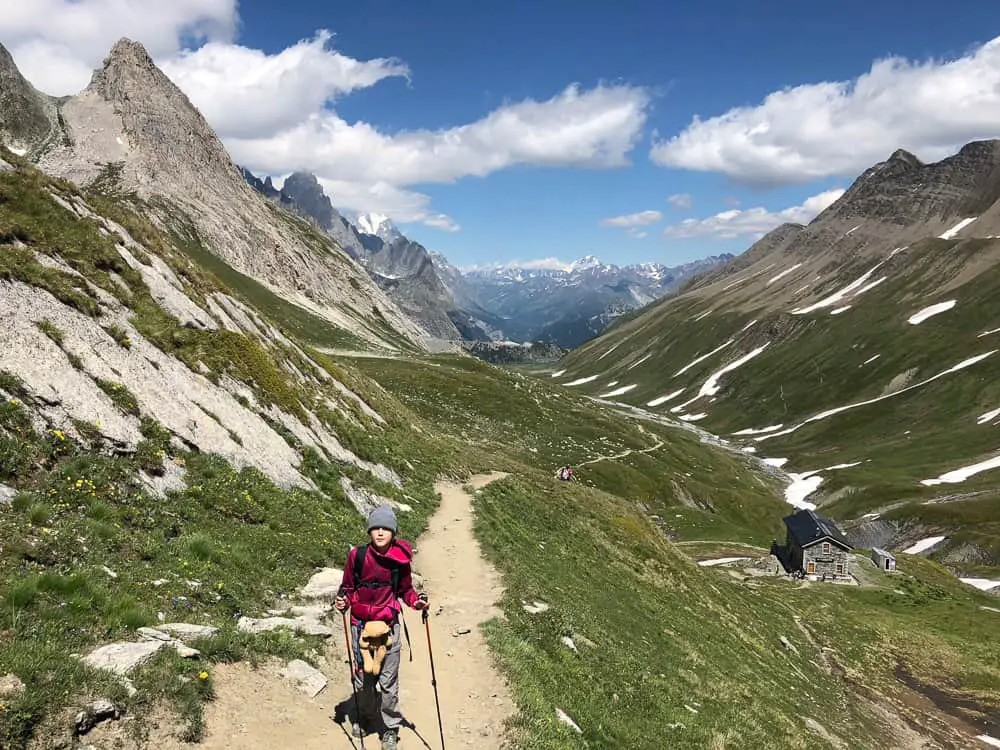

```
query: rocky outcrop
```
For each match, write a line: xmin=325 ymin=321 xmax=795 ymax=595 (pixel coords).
xmin=824 ymin=141 xmax=1000 ymax=227
xmin=0 ymin=43 xmax=61 ymax=157
xmin=28 ymin=39 xmax=425 ymax=351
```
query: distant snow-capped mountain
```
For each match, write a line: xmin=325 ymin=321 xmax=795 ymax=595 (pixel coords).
xmin=455 ymin=254 xmax=734 ymax=348
xmin=354 ymin=212 xmax=403 ymax=244
xmin=240 ymin=167 xmax=731 ymax=349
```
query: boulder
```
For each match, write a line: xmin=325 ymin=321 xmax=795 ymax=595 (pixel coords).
xmin=300 ymin=568 xmax=344 ymax=601
xmin=279 ymin=660 xmax=328 ymax=698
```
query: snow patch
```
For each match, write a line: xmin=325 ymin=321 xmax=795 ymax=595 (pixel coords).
xmin=626 ymin=354 xmax=652 ymax=370
xmin=907 ymin=300 xmax=956 ymax=325
xmin=977 ymin=735 xmax=1000 ymax=749
xmin=921 ymin=454 xmax=1000 ymax=487
xmin=564 ymin=375 xmax=600 ymax=386
xmin=757 ymin=351 xmax=997 ymax=442
xmin=960 ymin=578 xmax=1000 ymax=591
xmin=598 ymin=343 xmax=620 ymax=360
xmin=861 ymin=354 xmax=881 ymax=366
xmin=843 ymin=224 xmax=861 ymax=237
xmin=679 ymin=413 xmax=707 ymax=422
xmin=901 ymin=536 xmax=946 ymax=554
xmin=732 ymin=424 xmax=784 ymax=436
xmin=647 ymin=389 xmax=684 ymax=407
xmin=694 ymin=309 xmax=712 ymax=322
xmin=791 ymin=251 xmax=898 ymax=315
xmin=697 ymin=557 xmax=749 ymax=567
xmin=830 ymin=306 xmax=851 ymax=315
xmin=599 ymin=384 xmax=637 ymax=398
xmin=978 ymin=327 xmax=1000 ymax=338
xmin=763 ymin=458 xmax=788 ymax=468
xmin=697 ymin=344 xmax=770 ymax=398
xmin=550 ymin=370 xmax=566 ymax=378
xmin=674 ymin=339 xmax=733 ymax=377
xmin=977 ymin=407 xmax=1000 ymax=425
xmin=767 ymin=264 xmax=804 ymax=286
xmin=783 ymin=462 xmax=863 ymax=510
xmin=939 ymin=217 xmax=977 ymax=240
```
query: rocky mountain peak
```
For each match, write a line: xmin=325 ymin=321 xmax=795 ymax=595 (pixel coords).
xmin=0 ymin=42 xmax=59 ymax=155
xmin=280 ymin=172 xmax=336 ymax=230
xmin=887 ymin=148 xmax=923 ymax=169
xmin=822 ymin=140 xmax=1000 ymax=226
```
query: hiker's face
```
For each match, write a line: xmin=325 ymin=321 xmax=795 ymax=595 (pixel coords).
xmin=370 ymin=527 xmax=393 ymax=548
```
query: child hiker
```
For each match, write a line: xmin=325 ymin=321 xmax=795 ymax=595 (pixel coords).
xmin=335 ymin=505 xmax=428 ymax=750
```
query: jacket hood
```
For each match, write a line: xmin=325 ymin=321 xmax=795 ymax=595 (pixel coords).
xmin=369 ymin=539 xmax=413 ymax=565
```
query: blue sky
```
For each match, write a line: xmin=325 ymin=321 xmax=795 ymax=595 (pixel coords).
xmin=7 ymin=0 xmax=1000 ymax=268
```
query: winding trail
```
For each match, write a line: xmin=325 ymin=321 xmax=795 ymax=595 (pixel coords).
xmin=151 ymin=473 xmax=514 ymax=750
xmin=577 ymin=427 xmax=665 ymax=467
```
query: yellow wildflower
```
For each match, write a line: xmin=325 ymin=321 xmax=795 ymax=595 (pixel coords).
xmin=198 ymin=671 xmax=209 ymax=680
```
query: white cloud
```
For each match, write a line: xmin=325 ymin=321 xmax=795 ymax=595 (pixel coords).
xmin=651 ymin=36 xmax=1000 ymax=185
xmin=600 ymin=210 xmax=663 ymax=228
xmin=663 ymin=188 xmax=844 ymax=240
xmin=229 ymin=82 xmax=650 ymax=186
xmin=627 ymin=228 xmax=648 ymax=239
xmin=0 ymin=0 xmax=238 ymax=95
xmin=667 ymin=193 xmax=693 ymax=210
xmin=160 ymin=31 xmax=409 ymax=139
xmin=4 ymin=3 xmax=650 ymax=232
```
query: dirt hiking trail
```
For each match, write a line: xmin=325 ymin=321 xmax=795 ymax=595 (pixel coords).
xmin=152 ymin=472 xmax=515 ymax=750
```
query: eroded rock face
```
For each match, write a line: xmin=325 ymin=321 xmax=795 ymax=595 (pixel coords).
xmin=0 ymin=43 xmax=60 ymax=156
xmin=35 ymin=39 xmax=426 ymax=351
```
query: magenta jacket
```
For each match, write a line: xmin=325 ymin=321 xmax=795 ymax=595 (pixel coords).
xmin=340 ymin=540 xmax=421 ymax=624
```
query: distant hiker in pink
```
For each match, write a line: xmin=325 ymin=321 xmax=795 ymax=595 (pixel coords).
xmin=336 ymin=505 xmax=427 ymax=750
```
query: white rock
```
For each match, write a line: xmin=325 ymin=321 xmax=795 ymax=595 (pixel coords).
xmin=300 ymin=568 xmax=344 ymax=601
xmin=0 ymin=484 xmax=16 ymax=506
xmin=279 ymin=659 xmax=328 ymax=698
xmin=555 ymin=708 xmax=582 ymax=733
xmin=0 ymin=673 xmax=25 ymax=699
xmin=236 ymin=616 xmax=332 ymax=638
xmin=522 ymin=601 xmax=550 ymax=614
xmin=82 ymin=641 xmax=167 ymax=675
xmin=156 ymin=623 xmax=219 ymax=641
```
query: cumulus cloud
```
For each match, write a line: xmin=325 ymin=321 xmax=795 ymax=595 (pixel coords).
xmin=160 ymin=31 xmax=409 ymax=139
xmin=600 ymin=210 xmax=663 ymax=228
xmin=3 ymin=2 xmax=651 ymax=230
xmin=651 ymin=36 xmax=1000 ymax=185
xmin=0 ymin=0 xmax=238 ymax=95
xmin=667 ymin=193 xmax=693 ymax=210
xmin=663 ymin=189 xmax=844 ymax=240
xmin=229 ymin=82 xmax=650 ymax=186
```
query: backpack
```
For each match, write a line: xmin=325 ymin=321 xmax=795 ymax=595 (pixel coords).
xmin=351 ymin=542 xmax=413 ymax=660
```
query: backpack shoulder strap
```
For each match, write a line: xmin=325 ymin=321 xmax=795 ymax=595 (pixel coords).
xmin=353 ymin=543 xmax=369 ymax=584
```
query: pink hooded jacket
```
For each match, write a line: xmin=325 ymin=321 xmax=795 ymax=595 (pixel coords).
xmin=340 ymin=539 xmax=421 ymax=625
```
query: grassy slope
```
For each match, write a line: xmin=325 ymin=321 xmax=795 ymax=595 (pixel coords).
xmin=354 ymin=355 xmax=1000 ymax=749
xmin=0 ymin=158 xmax=448 ymax=746
xmin=551 ymin=237 xmax=1000 ymax=569
xmin=3 ymin=153 xmax=998 ymax=749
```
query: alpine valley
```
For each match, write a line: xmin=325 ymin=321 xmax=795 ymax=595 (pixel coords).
xmin=0 ymin=33 xmax=998 ymax=750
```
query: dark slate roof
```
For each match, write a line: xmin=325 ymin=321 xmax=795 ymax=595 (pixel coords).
xmin=783 ymin=509 xmax=852 ymax=550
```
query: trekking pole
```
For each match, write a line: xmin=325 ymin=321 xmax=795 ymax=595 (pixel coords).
xmin=423 ymin=608 xmax=446 ymax=750
xmin=341 ymin=609 xmax=363 ymax=735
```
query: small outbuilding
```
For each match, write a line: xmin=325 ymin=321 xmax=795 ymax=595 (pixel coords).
xmin=872 ymin=547 xmax=896 ymax=572
xmin=780 ymin=509 xmax=853 ymax=580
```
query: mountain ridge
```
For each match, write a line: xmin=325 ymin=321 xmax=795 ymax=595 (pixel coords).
xmin=550 ymin=138 xmax=1000 ymax=583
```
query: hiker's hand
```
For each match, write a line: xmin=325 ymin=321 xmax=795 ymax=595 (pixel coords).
xmin=335 ymin=595 xmax=348 ymax=612
xmin=413 ymin=593 xmax=429 ymax=610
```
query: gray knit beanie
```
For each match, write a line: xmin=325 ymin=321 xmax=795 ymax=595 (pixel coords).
xmin=367 ymin=504 xmax=398 ymax=534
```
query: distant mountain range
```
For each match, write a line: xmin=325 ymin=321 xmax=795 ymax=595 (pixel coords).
xmin=240 ymin=168 xmax=732 ymax=348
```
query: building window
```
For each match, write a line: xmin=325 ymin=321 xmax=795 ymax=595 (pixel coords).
xmin=836 ymin=563 xmax=844 ymax=576
xmin=822 ymin=542 xmax=830 ymax=555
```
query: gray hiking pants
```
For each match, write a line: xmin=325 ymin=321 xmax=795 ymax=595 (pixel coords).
xmin=352 ymin=620 xmax=403 ymax=732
